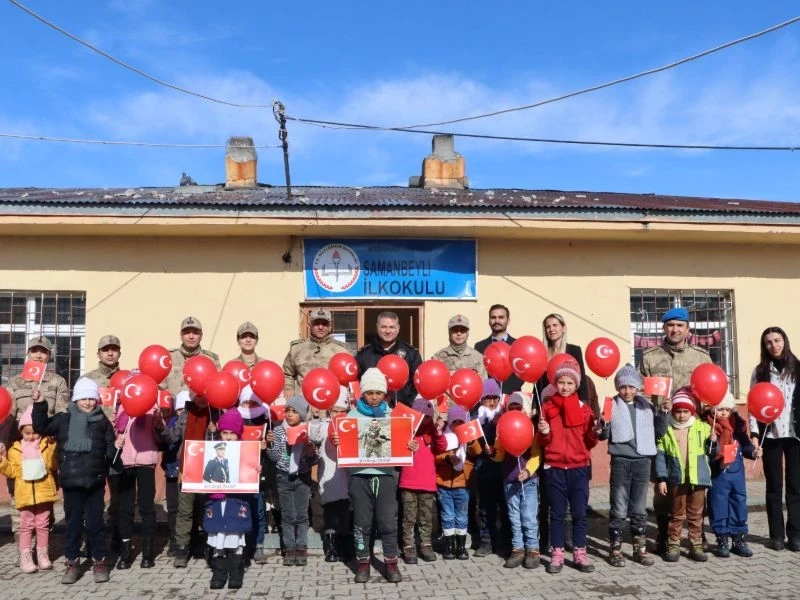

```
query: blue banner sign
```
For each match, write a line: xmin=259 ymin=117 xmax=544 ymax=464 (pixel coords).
xmin=303 ymin=238 xmax=477 ymax=299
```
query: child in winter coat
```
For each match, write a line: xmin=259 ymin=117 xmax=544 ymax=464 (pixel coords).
xmin=707 ymin=392 xmax=760 ymax=558
xmin=205 ymin=409 xmax=252 ymax=590
xmin=539 ymin=363 xmax=599 ymax=574
xmin=655 ymin=387 xmax=716 ymax=562
xmin=0 ymin=404 xmax=59 ymax=573
xmin=32 ymin=377 xmax=119 ymax=584
xmin=265 ymin=394 xmax=316 ymax=567
xmin=397 ymin=396 xmax=442 ymax=564
xmin=436 ymin=405 xmax=482 ymax=561
xmin=237 ymin=384 xmax=269 ymax=564
xmin=598 ymin=364 xmax=668 ymax=568
xmin=309 ymin=386 xmax=352 ymax=563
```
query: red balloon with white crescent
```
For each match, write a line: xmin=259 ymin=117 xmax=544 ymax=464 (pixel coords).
xmin=0 ymin=386 xmax=12 ymax=421
xmin=204 ymin=371 xmax=241 ymax=410
xmin=301 ymin=368 xmax=340 ymax=410
xmin=585 ymin=337 xmax=621 ymax=378
xmin=690 ymin=363 xmax=729 ymax=406
xmin=509 ymin=336 xmax=548 ymax=383
xmin=414 ymin=360 xmax=451 ymax=400
xmin=547 ymin=353 xmax=580 ymax=385
xmin=250 ymin=360 xmax=285 ymax=404
xmin=377 ymin=355 xmax=410 ymax=392
xmin=483 ymin=342 xmax=513 ymax=382
xmin=120 ymin=374 xmax=159 ymax=417
xmin=448 ymin=368 xmax=483 ymax=410
xmin=138 ymin=344 xmax=172 ymax=384
xmin=222 ymin=360 xmax=251 ymax=389
xmin=747 ymin=382 xmax=785 ymax=425
xmin=496 ymin=410 xmax=534 ymax=457
xmin=183 ymin=355 xmax=217 ymax=395
xmin=329 ymin=353 xmax=359 ymax=385
xmin=109 ymin=369 xmax=132 ymax=392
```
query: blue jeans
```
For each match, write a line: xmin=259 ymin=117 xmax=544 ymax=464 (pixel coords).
xmin=504 ymin=476 xmax=539 ymax=550
xmin=438 ymin=486 xmax=469 ymax=535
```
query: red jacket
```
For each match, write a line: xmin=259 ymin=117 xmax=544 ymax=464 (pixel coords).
xmin=398 ymin=424 xmax=442 ymax=492
xmin=540 ymin=394 xmax=598 ymax=469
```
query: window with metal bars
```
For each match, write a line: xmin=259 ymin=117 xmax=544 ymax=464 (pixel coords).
xmin=630 ymin=289 xmax=738 ymax=395
xmin=0 ymin=291 xmax=86 ymax=388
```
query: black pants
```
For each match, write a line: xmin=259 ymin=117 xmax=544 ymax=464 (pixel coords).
xmin=349 ymin=474 xmax=398 ymax=558
xmin=107 ymin=472 xmax=121 ymax=538
xmin=763 ymin=437 xmax=800 ymax=542
xmin=166 ymin=477 xmax=179 ymax=538
xmin=323 ymin=499 xmax=351 ymax=535
xmin=63 ymin=484 xmax=106 ymax=561
xmin=118 ymin=466 xmax=157 ymax=540
xmin=477 ymin=474 xmax=508 ymax=544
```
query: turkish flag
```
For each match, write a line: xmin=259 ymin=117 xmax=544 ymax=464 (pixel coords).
xmin=21 ymin=360 xmax=46 ymax=382
xmin=158 ymin=390 xmax=173 ymax=409
xmin=181 ymin=440 xmax=206 ymax=483
xmin=99 ymin=387 xmax=118 ymax=409
xmin=722 ymin=442 xmax=738 ymax=464
xmin=644 ymin=376 xmax=672 ymax=397
xmin=391 ymin=403 xmax=424 ymax=434
xmin=348 ymin=381 xmax=361 ymax=402
xmin=242 ymin=425 xmax=264 ymax=441
xmin=454 ymin=419 xmax=484 ymax=445
xmin=602 ymin=396 xmax=614 ymax=423
xmin=286 ymin=423 xmax=308 ymax=445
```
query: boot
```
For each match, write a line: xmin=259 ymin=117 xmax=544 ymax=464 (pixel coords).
xmin=20 ymin=549 xmax=38 ymax=574
xmin=504 ymin=548 xmax=525 ymax=568
xmin=664 ymin=538 xmax=681 ymax=562
xmin=172 ymin=545 xmax=190 ymax=568
xmin=282 ymin=548 xmax=296 ymax=567
xmin=474 ymin=538 xmax=492 ymax=557
xmin=61 ymin=559 xmax=79 ymax=585
xmin=13 ymin=533 xmax=20 ymax=567
xmin=455 ymin=534 xmax=469 ymax=560
xmin=655 ymin=516 xmax=669 ymax=555
xmin=384 ymin=556 xmax=402 ymax=583
xmin=442 ymin=535 xmax=456 ymax=560
xmin=324 ymin=533 xmax=338 ymax=563
xmin=354 ymin=557 xmax=370 ymax=583
xmin=714 ymin=535 xmax=730 ymax=558
xmin=36 ymin=546 xmax=53 ymax=570
xmin=402 ymin=546 xmax=418 ymax=565
xmin=523 ymin=549 xmax=540 ymax=569
xmin=688 ymin=539 xmax=708 ymax=562
xmin=295 ymin=547 xmax=308 ymax=566
xmin=608 ymin=528 xmax=625 ymax=567
xmin=572 ymin=547 xmax=594 ymax=573
xmin=253 ymin=545 xmax=268 ymax=564
xmin=546 ymin=547 xmax=564 ymax=574
xmin=227 ymin=552 xmax=245 ymax=589
xmin=731 ymin=533 xmax=753 ymax=557
xmin=337 ymin=533 xmax=355 ymax=563
xmin=93 ymin=558 xmax=110 ymax=583
xmin=140 ymin=538 xmax=155 ymax=568
xmin=632 ymin=527 xmax=654 ymax=566
xmin=419 ymin=544 xmax=437 ymax=562
xmin=209 ymin=552 xmax=228 ymax=589
xmin=116 ymin=540 xmax=132 ymax=570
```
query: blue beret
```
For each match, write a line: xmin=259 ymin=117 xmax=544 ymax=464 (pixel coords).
xmin=661 ymin=307 xmax=689 ymax=323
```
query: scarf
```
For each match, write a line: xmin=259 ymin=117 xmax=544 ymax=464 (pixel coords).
xmin=443 ymin=429 xmax=466 ymax=471
xmin=478 ymin=404 xmax=503 ymax=425
xmin=21 ymin=437 xmax=42 ymax=460
xmin=64 ymin=402 xmax=105 ymax=452
xmin=609 ymin=396 xmax=657 ymax=456
xmin=356 ymin=398 xmax=387 ymax=418
xmin=449 ymin=342 xmax=467 ymax=356
xmin=670 ymin=414 xmax=695 ymax=430
xmin=238 ymin=405 xmax=266 ymax=420
xmin=548 ymin=393 xmax=583 ymax=427
xmin=710 ymin=414 xmax=734 ymax=448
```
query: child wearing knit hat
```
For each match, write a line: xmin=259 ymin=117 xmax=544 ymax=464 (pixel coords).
xmin=706 ymin=392 xmax=760 ymax=558
xmin=655 ymin=386 xmax=716 ymax=563
xmin=598 ymin=364 xmax=667 ymax=568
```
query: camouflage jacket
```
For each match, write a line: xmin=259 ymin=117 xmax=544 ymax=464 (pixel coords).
xmin=282 ymin=336 xmax=351 ymax=397
xmin=639 ymin=341 xmax=711 ymax=402
xmin=162 ymin=346 xmax=221 ymax=395
xmin=229 ymin=353 xmax=263 ymax=369
xmin=432 ymin=344 xmax=487 ymax=379
xmin=82 ymin=362 xmax=120 ymax=420
xmin=1 ymin=370 xmax=69 ymax=444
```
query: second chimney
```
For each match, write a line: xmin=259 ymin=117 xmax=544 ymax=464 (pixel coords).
xmin=225 ymin=136 xmax=257 ymax=189
xmin=409 ymin=134 xmax=468 ymax=189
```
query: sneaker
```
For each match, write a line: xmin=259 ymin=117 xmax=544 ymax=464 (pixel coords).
xmin=473 ymin=539 xmax=492 ymax=558
xmin=20 ymin=549 xmax=38 ymax=574
xmin=523 ymin=549 xmax=540 ymax=569
xmin=731 ymin=534 xmax=753 ymax=557
xmin=573 ymin=547 xmax=594 ymax=573
xmin=402 ymin=546 xmax=418 ymax=565
xmin=419 ymin=544 xmax=437 ymax=562
xmin=61 ymin=559 xmax=79 ymax=585
xmin=283 ymin=549 xmax=296 ymax=567
xmin=294 ymin=548 xmax=308 ymax=567
xmin=546 ymin=547 xmax=564 ymax=574
xmin=36 ymin=547 xmax=53 ymax=571
xmin=93 ymin=559 xmax=110 ymax=583
xmin=172 ymin=546 xmax=190 ymax=568
xmin=504 ymin=548 xmax=525 ymax=569
xmin=714 ymin=535 xmax=730 ymax=558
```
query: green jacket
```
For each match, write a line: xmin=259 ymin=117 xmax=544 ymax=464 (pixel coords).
xmin=655 ymin=419 xmax=715 ymax=487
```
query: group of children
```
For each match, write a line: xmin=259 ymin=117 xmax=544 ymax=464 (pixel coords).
xmin=0 ymin=360 xmax=761 ymax=587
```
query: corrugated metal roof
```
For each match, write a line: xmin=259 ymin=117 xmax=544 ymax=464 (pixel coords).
xmin=1 ymin=185 xmax=799 ymax=216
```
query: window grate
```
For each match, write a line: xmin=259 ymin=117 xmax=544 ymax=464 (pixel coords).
xmin=630 ymin=289 xmax=738 ymax=395
xmin=0 ymin=291 xmax=86 ymax=388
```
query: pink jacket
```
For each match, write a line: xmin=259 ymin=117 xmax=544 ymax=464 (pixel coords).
xmin=398 ymin=429 xmax=442 ymax=493
xmin=116 ymin=408 xmax=163 ymax=467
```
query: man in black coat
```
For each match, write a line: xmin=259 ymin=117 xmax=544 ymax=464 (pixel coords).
xmin=474 ymin=304 xmax=524 ymax=394
xmin=356 ymin=311 xmax=422 ymax=407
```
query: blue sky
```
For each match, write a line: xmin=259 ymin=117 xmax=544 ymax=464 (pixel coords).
xmin=1 ymin=0 xmax=799 ymax=201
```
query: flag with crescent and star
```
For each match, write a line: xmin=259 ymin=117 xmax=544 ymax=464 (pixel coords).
xmin=643 ymin=376 xmax=672 ymax=398
xmin=158 ymin=390 xmax=173 ymax=409
xmin=454 ymin=418 xmax=484 ymax=445
xmin=180 ymin=440 xmax=261 ymax=493
xmin=242 ymin=425 xmax=264 ymax=441
xmin=21 ymin=360 xmax=46 ymax=382
xmin=391 ymin=402 xmax=424 ymax=434
xmin=286 ymin=423 xmax=309 ymax=445
xmin=99 ymin=387 xmax=118 ymax=409
xmin=335 ymin=416 xmax=413 ymax=467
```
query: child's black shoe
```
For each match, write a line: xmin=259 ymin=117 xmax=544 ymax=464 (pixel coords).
xmin=714 ymin=535 xmax=730 ymax=558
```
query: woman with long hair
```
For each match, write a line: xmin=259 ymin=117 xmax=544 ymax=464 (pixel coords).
xmin=536 ymin=314 xmax=589 ymax=404
xmin=750 ymin=326 xmax=800 ymax=551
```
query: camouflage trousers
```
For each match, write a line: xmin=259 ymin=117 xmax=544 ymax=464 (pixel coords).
xmin=400 ymin=489 xmax=435 ymax=549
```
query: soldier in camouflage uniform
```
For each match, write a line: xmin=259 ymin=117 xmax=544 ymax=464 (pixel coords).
xmin=230 ymin=321 xmax=263 ymax=368
xmin=162 ymin=317 xmax=221 ymax=396
xmin=638 ymin=306 xmax=712 ymax=554
xmin=432 ymin=315 xmax=487 ymax=379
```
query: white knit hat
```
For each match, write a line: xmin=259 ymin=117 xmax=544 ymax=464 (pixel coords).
xmin=716 ymin=391 xmax=735 ymax=411
xmin=333 ymin=385 xmax=350 ymax=410
xmin=360 ymin=368 xmax=387 ymax=394
xmin=72 ymin=377 xmax=99 ymax=402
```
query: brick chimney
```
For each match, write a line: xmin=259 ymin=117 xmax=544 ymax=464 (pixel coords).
xmin=225 ymin=136 xmax=257 ymax=189
xmin=409 ymin=134 xmax=468 ymax=189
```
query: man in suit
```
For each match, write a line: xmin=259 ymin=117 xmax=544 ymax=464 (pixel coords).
xmin=203 ymin=443 xmax=230 ymax=483
xmin=474 ymin=304 xmax=523 ymax=394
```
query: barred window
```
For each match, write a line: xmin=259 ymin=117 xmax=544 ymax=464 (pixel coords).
xmin=630 ymin=289 xmax=738 ymax=395
xmin=0 ymin=291 xmax=86 ymax=388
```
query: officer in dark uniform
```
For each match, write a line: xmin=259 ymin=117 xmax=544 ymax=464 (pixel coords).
xmin=203 ymin=443 xmax=230 ymax=483
xmin=356 ymin=311 xmax=422 ymax=407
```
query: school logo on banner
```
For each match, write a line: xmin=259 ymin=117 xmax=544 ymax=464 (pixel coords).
xmin=312 ymin=243 xmax=361 ymax=293
xmin=181 ymin=440 xmax=261 ymax=493
xmin=336 ymin=416 xmax=413 ymax=467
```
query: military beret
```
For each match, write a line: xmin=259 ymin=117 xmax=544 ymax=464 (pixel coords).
xmin=661 ymin=307 xmax=689 ymax=323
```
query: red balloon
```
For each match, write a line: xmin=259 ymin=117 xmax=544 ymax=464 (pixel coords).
xmin=183 ymin=355 xmax=217 ymax=395
xmin=747 ymin=382 xmax=785 ymax=424
xmin=585 ymin=337 xmax=621 ymax=378
xmin=223 ymin=360 xmax=251 ymax=389
xmin=496 ymin=410 xmax=534 ymax=457
xmin=138 ymin=344 xmax=172 ymax=384
xmin=301 ymin=368 xmax=340 ymax=410
xmin=120 ymin=374 xmax=159 ymax=417
xmin=691 ymin=364 xmax=729 ymax=406
xmin=204 ymin=371 xmax=241 ymax=410
xmin=377 ymin=355 xmax=410 ymax=392
xmin=250 ymin=360 xmax=285 ymax=404
xmin=329 ymin=353 xmax=359 ymax=385
xmin=547 ymin=353 xmax=579 ymax=385
xmin=414 ymin=360 xmax=451 ymax=400
xmin=448 ymin=368 xmax=483 ymax=410
xmin=0 ymin=386 xmax=12 ymax=421
xmin=509 ymin=336 xmax=548 ymax=383
xmin=109 ymin=369 xmax=132 ymax=391
xmin=483 ymin=342 xmax=513 ymax=382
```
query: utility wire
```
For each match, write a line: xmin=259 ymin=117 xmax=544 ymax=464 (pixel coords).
xmin=0 ymin=133 xmax=280 ymax=148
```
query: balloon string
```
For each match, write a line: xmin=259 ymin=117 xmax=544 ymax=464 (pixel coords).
xmin=751 ymin=428 xmax=769 ymax=474
xmin=113 ymin=416 xmax=133 ymax=465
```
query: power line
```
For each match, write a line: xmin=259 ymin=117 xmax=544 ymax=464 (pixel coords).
xmin=0 ymin=132 xmax=280 ymax=148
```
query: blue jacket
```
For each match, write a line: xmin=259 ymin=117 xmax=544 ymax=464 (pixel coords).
xmin=709 ymin=412 xmax=757 ymax=477
xmin=203 ymin=495 xmax=253 ymax=535
xmin=655 ymin=418 xmax=716 ymax=487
